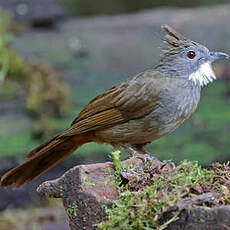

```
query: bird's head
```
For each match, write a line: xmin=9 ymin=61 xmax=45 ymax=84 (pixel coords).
xmin=157 ymin=25 xmax=229 ymax=87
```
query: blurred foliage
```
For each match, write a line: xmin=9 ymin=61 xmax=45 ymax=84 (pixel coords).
xmin=0 ymin=11 xmax=12 ymax=82
xmin=0 ymin=199 xmax=66 ymax=230
xmin=0 ymin=11 xmax=70 ymax=138
xmin=0 ymin=11 xmax=25 ymax=83
xmin=59 ymin=0 xmax=229 ymax=15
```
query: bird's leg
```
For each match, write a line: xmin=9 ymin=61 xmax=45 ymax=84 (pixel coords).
xmin=120 ymin=143 xmax=158 ymax=162
xmin=138 ymin=148 xmax=159 ymax=161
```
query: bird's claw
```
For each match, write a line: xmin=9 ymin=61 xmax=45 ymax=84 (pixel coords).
xmin=132 ymin=150 xmax=158 ymax=163
xmin=120 ymin=144 xmax=158 ymax=163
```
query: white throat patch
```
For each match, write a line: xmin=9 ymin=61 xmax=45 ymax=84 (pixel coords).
xmin=188 ymin=61 xmax=216 ymax=87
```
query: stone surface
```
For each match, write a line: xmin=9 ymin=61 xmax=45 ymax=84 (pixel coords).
xmin=167 ymin=206 xmax=230 ymax=230
xmin=41 ymin=221 xmax=70 ymax=230
xmin=37 ymin=158 xmax=142 ymax=229
xmin=38 ymin=158 xmax=141 ymax=229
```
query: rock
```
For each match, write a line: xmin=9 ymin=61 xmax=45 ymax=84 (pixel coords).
xmin=41 ymin=221 xmax=69 ymax=230
xmin=37 ymin=159 xmax=230 ymax=230
xmin=167 ymin=206 xmax=230 ymax=230
xmin=37 ymin=158 xmax=142 ymax=230
xmin=0 ymin=0 xmax=66 ymax=27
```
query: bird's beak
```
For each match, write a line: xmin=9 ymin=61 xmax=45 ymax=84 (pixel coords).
xmin=209 ymin=51 xmax=229 ymax=62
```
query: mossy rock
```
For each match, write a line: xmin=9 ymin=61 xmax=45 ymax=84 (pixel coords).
xmin=37 ymin=154 xmax=230 ymax=230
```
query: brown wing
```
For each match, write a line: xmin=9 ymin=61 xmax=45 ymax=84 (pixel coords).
xmin=60 ymin=71 xmax=164 ymax=137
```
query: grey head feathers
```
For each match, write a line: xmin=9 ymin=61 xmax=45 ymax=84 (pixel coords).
xmin=162 ymin=24 xmax=189 ymax=48
xmin=156 ymin=25 xmax=229 ymax=87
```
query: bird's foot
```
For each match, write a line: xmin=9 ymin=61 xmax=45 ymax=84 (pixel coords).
xmin=121 ymin=144 xmax=158 ymax=163
xmin=132 ymin=151 xmax=156 ymax=163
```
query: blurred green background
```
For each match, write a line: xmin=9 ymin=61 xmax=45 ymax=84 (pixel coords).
xmin=0 ymin=0 xmax=230 ymax=229
xmin=59 ymin=0 xmax=230 ymax=15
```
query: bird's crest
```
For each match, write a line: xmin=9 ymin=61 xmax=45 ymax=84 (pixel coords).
xmin=161 ymin=24 xmax=192 ymax=48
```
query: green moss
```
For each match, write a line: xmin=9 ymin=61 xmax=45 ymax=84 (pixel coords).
xmin=109 ymin=151 xmax=122 ymax=174
xmin=67 ymin=202 xmax=78 ymax=217
xmin=97 ymin=154 xmax=230 ymax=230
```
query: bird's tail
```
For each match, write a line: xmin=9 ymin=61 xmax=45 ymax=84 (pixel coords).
xmin=0 ymin=134 xmax=90 ymax=188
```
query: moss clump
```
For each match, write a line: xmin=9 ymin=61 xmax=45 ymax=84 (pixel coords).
xmin=67 ymin=202 xmax=78 ymax=217
xmin=109 ymin=151 xmax=122 ymax=174
xmin=98 ymin=158 xmax=230 ymax=230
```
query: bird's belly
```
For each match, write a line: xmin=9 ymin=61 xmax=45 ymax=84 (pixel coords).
xmin=95 ymin=99 xmax=198 ymax=145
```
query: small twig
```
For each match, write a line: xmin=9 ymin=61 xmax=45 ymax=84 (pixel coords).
xmin=166 ymin=192 xmax=220 ymax=213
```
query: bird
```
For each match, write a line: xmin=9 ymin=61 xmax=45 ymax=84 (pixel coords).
xmin=1 ymin=25 xmax=229 ymax=188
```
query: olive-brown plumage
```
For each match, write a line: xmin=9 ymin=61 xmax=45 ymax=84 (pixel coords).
xmin=1 ymin=25 xmax=228 ymax=188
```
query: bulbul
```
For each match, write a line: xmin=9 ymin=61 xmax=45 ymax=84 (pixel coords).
xmin=1 ymin=25 xmax=228 ymax=188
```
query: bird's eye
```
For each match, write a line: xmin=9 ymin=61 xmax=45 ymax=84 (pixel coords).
xmin=187 ymin=51 xmax=196 ymax=59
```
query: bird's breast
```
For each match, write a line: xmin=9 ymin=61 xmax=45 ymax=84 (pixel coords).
xmin=148 ymin=81 xmax=201 ymax=137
